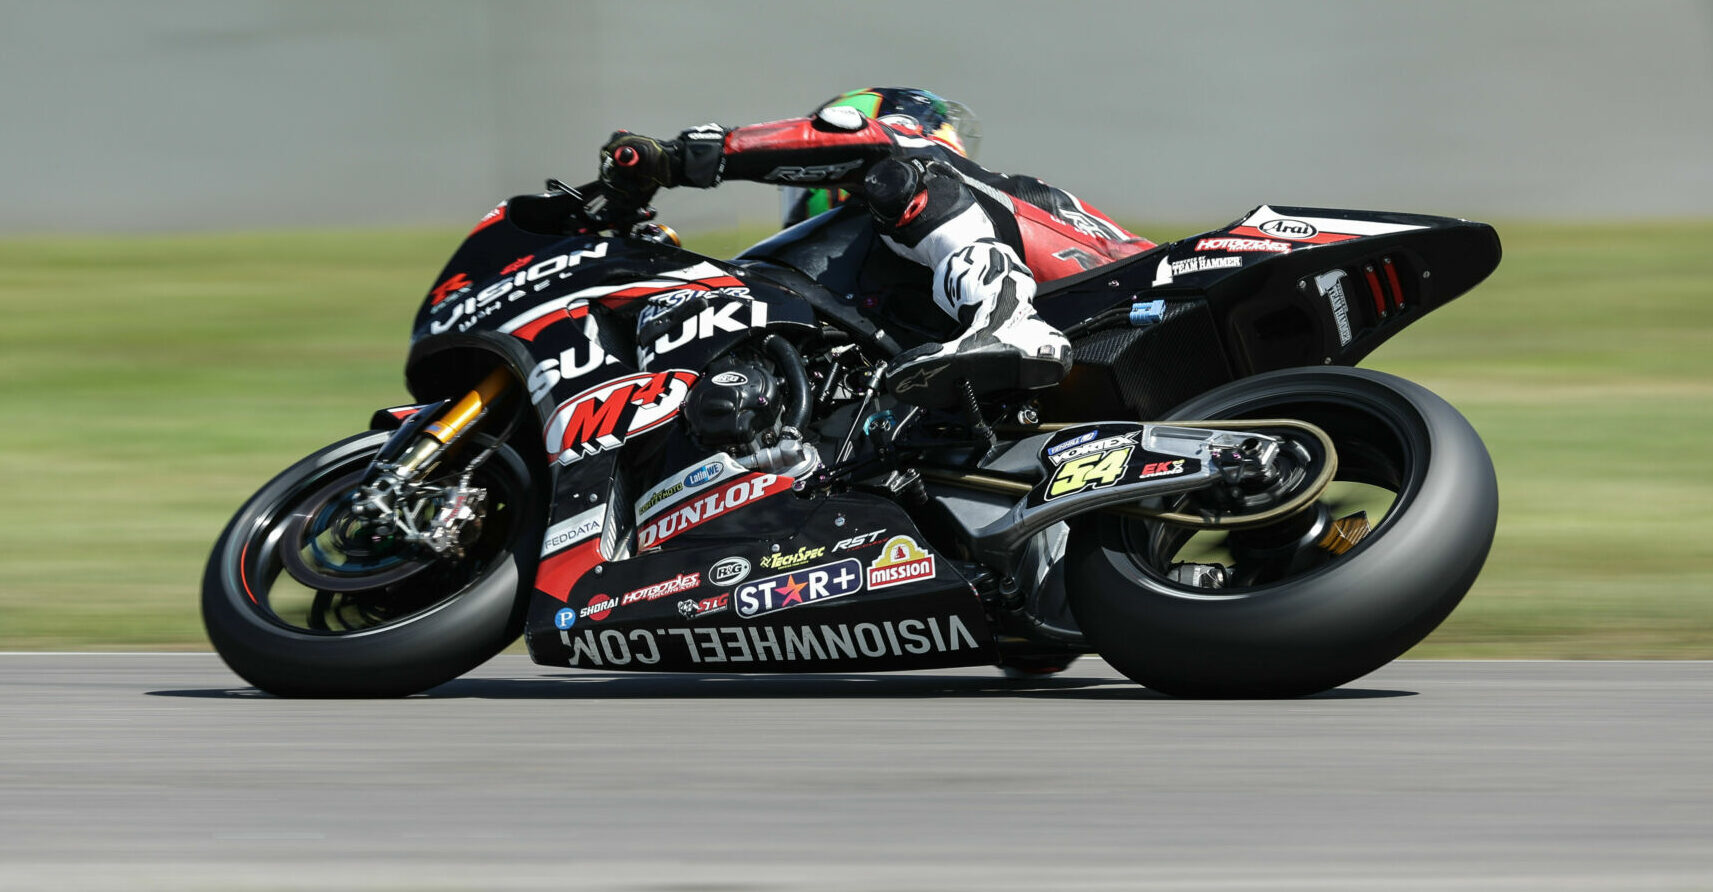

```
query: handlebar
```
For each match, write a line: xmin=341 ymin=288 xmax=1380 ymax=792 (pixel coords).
xmin=547 ymin=177 xmax=658 ymax=234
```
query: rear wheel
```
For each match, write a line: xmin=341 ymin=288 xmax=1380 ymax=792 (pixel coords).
xmin=202 ymin=432 xmax=543 ymax=697
xmin=1066 ymin=367 xmax=1497 ymax=697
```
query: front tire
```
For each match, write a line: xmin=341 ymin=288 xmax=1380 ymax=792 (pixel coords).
xmin=202 ymin=432 xmax=544 ymax=697
xmin=1066 ymin=367 xmax=1497 ymax=697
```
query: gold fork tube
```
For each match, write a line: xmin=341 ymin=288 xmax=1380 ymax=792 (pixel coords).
xmin=396 ymin=366 xmax=514 ymax=476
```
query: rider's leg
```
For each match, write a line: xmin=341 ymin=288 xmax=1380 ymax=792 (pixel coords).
xmin=864 ymin=159 xmax=1070 ymax=407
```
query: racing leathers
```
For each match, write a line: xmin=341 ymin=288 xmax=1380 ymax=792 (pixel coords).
xmin=601 ymin=108 xmax=1154 ymax=407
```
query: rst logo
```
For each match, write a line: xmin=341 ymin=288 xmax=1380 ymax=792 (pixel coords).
xmin=543 ymin=370 xmax=698 ymax=466
xmin=833 ymin=530 xmax=886 ymax=552
xmin=736 ymin=557 xmax=864 ymax=619
xmin=764 ymin=159 xmax=863 ymax=183
xmin=636 ymin=473 xmax=794 ymax=549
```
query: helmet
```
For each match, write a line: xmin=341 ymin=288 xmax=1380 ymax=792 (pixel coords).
xmin=779 ymin=87 xmax=981 ymax=228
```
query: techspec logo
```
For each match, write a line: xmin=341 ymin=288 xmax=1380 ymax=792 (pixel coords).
xmin=543 ymin=370 xmax=698 ymax=466
xmin=735 ymin=558 xmax=864 ymax=618
xmin=866 ymin=536 xmax=936 ymax=590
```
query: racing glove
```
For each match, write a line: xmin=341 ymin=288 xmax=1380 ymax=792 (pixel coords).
xmin=600 ymin=126 xmax=726 ymax=194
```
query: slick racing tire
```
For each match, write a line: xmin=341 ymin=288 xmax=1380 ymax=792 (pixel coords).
xmin=1065 ymin=367 xmax=1497 ymax=698
xmin=202 ymin=432 xmax=544 ymax=697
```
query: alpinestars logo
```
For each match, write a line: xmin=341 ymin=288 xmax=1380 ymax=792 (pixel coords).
xmin=543 ymin=370 xmax=698 ymax=465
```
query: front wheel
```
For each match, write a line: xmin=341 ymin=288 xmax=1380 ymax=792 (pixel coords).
xmin=202 ymin=432 xmax=544 ymax=697
xmin=1065 ymin=367 xmax=1497 ymax=697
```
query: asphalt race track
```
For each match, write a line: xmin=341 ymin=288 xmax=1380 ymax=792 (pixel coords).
xmin=3 ymin=655 xmax=1711 ymax=891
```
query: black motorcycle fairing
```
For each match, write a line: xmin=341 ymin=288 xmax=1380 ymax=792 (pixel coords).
xmin=1033 ymin=206 xmax=1501 ymax=422
xmin=526 ymin=489 xmax=997 ymax=672
xmin=736 ymin=206 xmax=956 ymax=350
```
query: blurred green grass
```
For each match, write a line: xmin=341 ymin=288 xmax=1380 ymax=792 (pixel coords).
xmin=1 ymin=222 xmax=1709 ymax=655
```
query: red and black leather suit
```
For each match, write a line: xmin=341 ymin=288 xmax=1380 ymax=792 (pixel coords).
xmin=604 ymin=109 xmax=1155 ymax=404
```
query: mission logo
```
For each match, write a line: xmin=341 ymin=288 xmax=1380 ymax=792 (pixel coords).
xmin=866 ymin=536 xmax=936 ymax=590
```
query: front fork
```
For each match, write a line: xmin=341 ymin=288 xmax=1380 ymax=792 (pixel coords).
xmin=358 ymin=366 xmax=518 ymax=557
xmin=382 ymin=366 xmax=516 ymax=477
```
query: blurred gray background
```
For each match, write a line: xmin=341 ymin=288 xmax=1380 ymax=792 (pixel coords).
xmin=5 ymin=0 xmax=1711 ymax=234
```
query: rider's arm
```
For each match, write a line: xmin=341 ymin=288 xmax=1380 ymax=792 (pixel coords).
xmin=601 ymin=109 xmax=898 ymax=194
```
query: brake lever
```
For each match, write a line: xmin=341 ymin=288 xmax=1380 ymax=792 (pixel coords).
xmin=546 ymin=179 xmax=656 ymax=234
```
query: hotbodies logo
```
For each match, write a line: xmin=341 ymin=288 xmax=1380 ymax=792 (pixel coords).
xmin=866 ymin=536 xmax=936 ymax=590
xmin=620 ymin=572 xmax=701 ymax=607
xmin=636 ymin=473 xmax=794 ymax=549
xmin=735 ymin=558 xmax=864 ymax=619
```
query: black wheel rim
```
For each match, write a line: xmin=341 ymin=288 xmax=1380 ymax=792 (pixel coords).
xmin=231 ymin=443 xmax=521 ymax=635
xmin=1113 ymin=391 xmax=1429 ymax=600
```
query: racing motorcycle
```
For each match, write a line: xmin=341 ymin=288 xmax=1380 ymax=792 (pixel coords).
xmin=202 ymin=175 xmax=1501 ymax=698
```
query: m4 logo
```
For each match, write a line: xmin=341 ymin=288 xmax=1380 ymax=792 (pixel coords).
xmin=543 ymin=370 xmax=698 ymax=465
xmin=1045 ymin=446 xmax=1132 ymax=500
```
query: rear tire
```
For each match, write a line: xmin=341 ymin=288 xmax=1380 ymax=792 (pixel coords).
xmin=1065 ymin=367 xmax=1497 ymax=697
xmin=201 ymin=432 xmax=544 ymax=697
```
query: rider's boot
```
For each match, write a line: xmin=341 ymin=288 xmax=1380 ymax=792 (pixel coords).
xmin=885 ymin=240 xmax=1072 ymax=407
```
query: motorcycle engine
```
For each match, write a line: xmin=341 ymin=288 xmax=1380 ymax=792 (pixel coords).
xmin=682 ymin=362 xmax=781 ymax=450
xmin=682 ymin=353 xmax=819 ymax=477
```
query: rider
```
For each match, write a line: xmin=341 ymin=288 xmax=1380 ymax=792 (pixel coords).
xmin=599 ymin=87 xmax=1153 ymax=407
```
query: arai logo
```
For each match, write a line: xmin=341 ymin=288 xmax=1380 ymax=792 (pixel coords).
xmin=710 ymin=556 xmax=751 ymax=587
xmin=711 ymin=371 xmax=748 ymax=387
xmin=1258 ymin=218 xmax=1319 ymax=240
xmin=684 ymin=462 xmax=724 ymax=488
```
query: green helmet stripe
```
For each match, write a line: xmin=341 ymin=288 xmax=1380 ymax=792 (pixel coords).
xmin=825 ymin=89 xmax=884 ymax=118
